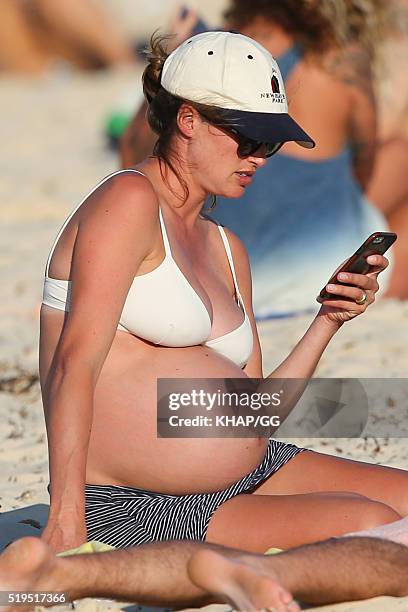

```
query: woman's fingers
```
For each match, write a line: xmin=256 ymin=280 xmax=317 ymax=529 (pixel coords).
xmin=334 ymin=272 xmax=379 ymax=293
xmin=316 ymin=255 xmax=390 ymax=321
xmin=317 ymin=292 xmax=375 ymax=311
xmin=320 ymin=254 xmax=388 ymax=305
xmin=365 ymin=254 xmax=389 ymax=276
xmin=324 ymin=284 xmax=374 ymax=303
xmin=316 ymin=296 xmax=369 ymax=310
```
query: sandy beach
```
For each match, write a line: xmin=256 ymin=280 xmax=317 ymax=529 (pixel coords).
xmin=1 ymin=21 xmax=408 ymax=611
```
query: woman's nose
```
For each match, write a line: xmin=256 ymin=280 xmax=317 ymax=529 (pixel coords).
xmin=249 ymin=145 xmax=269 ymax=165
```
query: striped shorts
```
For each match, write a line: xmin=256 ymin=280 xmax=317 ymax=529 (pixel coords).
xmin=85 ymin=439 xmax=305 ymax=548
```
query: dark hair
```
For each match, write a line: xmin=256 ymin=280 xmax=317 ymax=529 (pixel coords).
xmin=224 ymin=0 xmax=337 ymax=55
xmin=142 ymin=33 xmax=236 ymax=208
xmin=224 ymin=0 xmax=397 ymax=61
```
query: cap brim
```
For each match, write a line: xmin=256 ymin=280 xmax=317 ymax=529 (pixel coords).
xmin=221 ymin=109 xmax=315 ymax=149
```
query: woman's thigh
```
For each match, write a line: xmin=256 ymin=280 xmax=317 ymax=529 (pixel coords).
xmin=206 ymin=491 xmax=399 ymax=553
xmin=253 ymin=449 xmax=408 ymax=515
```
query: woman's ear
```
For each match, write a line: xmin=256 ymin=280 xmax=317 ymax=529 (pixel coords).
xmin=177 ymin=104 xmax=199 ymax=138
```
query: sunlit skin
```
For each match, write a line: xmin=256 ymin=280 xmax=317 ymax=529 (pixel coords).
xmin=40 ymin=104 xmax=403 ymax=556
xmin=39 ymin=107 xmax=271 ymax=551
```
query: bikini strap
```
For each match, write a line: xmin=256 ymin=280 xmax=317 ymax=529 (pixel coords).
xmin=45 ymin=169 xmax=145 ymax=276
xmin=216 ymin=224 xmax=242 ymax=305
xmin=158 ymin=207 xmax=172 ymax=258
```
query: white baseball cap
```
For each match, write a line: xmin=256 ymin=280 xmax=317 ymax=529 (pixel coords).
xmin=161 ymin=31 xmax=315 ymax=148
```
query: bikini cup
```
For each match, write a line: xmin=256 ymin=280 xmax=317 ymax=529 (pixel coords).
xmin=42 ymin=169 xmax=253 ymax=366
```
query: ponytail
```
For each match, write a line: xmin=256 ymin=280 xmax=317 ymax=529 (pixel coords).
xmin=142 ymin=32 xmax=169 ymax=103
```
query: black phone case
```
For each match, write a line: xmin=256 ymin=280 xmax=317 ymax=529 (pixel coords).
xmin=319 ymin=232 xmax=397 ymax=299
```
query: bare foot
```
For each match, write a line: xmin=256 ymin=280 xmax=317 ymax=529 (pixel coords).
xmin=0 ymin=537 xmax=60 ymax=611
xmin=188 ymin=548 xmax=299 ymax=611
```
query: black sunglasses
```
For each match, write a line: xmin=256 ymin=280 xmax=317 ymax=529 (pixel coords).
xmin=227 ymin=128 xmax=283 ymax=158
xmin=199 ymin=112 xmax=283 ymax=158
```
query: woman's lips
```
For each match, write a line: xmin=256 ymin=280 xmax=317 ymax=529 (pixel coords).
xmin=236 ymin=172 xmax=254 ymax=186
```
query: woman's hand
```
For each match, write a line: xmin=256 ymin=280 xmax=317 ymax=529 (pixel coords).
xmin=316 ymin=254 xmax=389 ymax=325
xmin=41 ymin=513 xmax=87 ymax=554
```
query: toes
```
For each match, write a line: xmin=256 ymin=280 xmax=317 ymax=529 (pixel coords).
xmin=254 ymin=576 xmax=297 ymax=611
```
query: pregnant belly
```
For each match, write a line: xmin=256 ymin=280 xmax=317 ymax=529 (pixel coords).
xmin=87 ymin=339 xmax=268 ymax=494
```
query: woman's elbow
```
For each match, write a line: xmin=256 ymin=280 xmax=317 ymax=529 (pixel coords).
xmin=45 ymin=349 xmax=97 ymax=396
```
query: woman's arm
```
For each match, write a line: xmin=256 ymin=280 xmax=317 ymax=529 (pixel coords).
xmin=119 ymin=100 xmax=157 ymax=168
xmin=229 ymin=228 xmax=387 ymax=427
xmin=227 ymin=229 xmax=341 ymax=381
xmin=267 ymin=315 xmax=340 ymax=378
xmin=42 ymin=173 xmax=159 ymax=552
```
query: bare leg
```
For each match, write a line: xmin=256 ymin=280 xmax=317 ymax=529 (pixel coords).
xmin=0 ymin=0 xmax=47 ymax=73
xmin=346 ymin=515 xmax=408 ymax=547
xmin=367 ymin=137 xmax=408 ymax=298
xmin=33 ymin=0 xmax=134 ymax=67
xmin=3 ymin=535 xmax=408 ymax=610
xmin=206 ymin=490 xmax=400 ymax=552
xmin=383 ymin=199 xmax=408 ymax=298
xmin=367 ymin=138 xmax=408 ymax=216
xmin=0 ymin=537 xmax=296 ymax=611
xmin=191 ymin=536 xmax=408 ymax=607
xmin=281 ymin=536 xmax=408 ymax=604
xmin=254 ymin=449 xmax=408 ymax=516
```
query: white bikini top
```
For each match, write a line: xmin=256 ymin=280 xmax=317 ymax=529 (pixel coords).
xmin=42 ymin=170 xmax=253 ymax=368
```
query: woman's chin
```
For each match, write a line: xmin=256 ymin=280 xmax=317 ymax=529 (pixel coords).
xmin=217 ymin=185 xmax=247 ymax=199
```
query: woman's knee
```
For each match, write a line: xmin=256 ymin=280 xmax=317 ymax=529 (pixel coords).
xmin=357 ymin=500 xmax=401 ymax=531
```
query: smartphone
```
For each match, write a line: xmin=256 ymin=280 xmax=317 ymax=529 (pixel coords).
xmin=319 ymin=231 xmax=397 ymax=300
xmin=180 ymin=6 xmax=209 ymax=36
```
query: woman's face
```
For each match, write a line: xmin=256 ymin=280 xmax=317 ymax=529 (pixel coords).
xmin=186 ymin=112 xmax=269 ymax=199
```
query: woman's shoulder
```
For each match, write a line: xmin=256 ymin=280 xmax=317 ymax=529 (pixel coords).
xmin=70 ymin=169 xmax=161 ymax=275
xmin=80 ymin=168 xmax=159 ymax=226
xmin=95 ymin=168 xmax=157 ymax=202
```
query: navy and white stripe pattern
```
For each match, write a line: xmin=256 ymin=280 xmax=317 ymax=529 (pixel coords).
xmin=85 ymin=439 xmax=305 ymax=548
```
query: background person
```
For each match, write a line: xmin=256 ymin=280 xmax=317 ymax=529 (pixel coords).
xmin=0 ymin=0 xmax=135 ymax=74
xmin=214 ymin=0 xmax=395 ymax=318
xmin=367 ymin=0 xmax=408 ymax=298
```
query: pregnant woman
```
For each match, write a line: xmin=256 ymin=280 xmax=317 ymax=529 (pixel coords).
xmin=40 ymin=31 xmax=408 ymax=554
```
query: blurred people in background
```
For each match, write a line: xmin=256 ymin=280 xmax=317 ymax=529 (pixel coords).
xmin=120 ymin=1 xmax=407 ymax=318
xmin=367 ymin=0 xmax=408 ymax=298
xmin=118 ymin=6 xmax=208 ymax=159
xmin=0 ymin=0 xmax=135 ymax=74
xmin=214 ymin=0 xmax=398 ymax=317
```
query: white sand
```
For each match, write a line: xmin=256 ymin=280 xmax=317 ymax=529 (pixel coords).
xmin=1 ymin=34 xmax=408 ymax=612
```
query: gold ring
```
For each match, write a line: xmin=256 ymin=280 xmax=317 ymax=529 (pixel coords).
xmin=355 ymin=291 xmax=368 ymax=305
